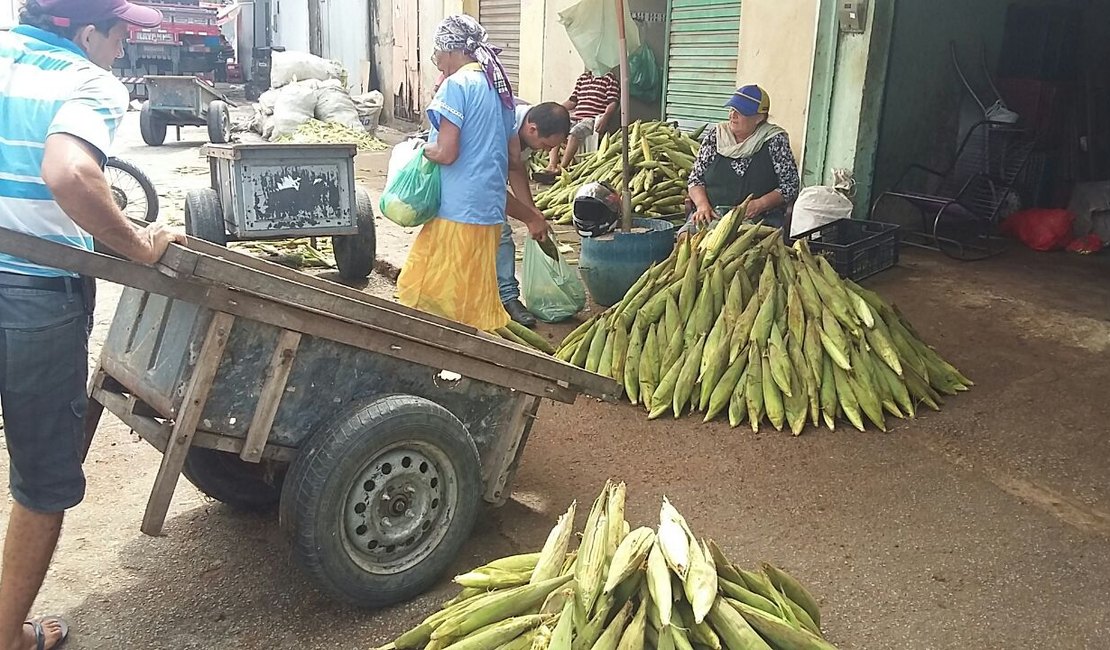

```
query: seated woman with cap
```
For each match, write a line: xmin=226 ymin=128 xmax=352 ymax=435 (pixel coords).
xmin=681 ymin=85 xmax=800 ymax=233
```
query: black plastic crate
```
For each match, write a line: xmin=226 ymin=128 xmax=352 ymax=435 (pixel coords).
xmin=791 ymin=219 xmax=900 ymax=281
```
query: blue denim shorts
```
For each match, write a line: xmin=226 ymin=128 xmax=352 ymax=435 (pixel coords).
xmin=0 ymin=284 xmax=90 ymax=513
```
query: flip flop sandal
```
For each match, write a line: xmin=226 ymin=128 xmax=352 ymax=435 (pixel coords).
xmin=25 ymin=617 xmax=69 ymax=650
xmin=532 ymin=171 xmax=558 ymax=185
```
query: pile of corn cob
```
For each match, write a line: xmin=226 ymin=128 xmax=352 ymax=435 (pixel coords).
xmin=535 ymin=121 xmax=704 ymax=224
xmin=380 ymin=481 xmax=837 ymax=650
xmin=554 ymin=207 xmax=972 ymax=433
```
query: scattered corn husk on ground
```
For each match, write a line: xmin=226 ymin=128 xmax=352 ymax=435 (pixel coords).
xmin=230 ymin=238 xmax=336 ymax=269
xmin=380 ymin=481 xmax=838 ymax=650
xmin=535 ymin=120 xmax=702 ymax=224
xmin=555 ymin=210 xmax=972 ymax=433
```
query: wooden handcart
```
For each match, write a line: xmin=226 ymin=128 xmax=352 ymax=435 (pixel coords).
xmin=0 ymin=229 xmax=618 ymax=608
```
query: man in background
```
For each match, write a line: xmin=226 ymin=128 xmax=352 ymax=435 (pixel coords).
xmin=546 ymin=68 xmax=620 ymax=174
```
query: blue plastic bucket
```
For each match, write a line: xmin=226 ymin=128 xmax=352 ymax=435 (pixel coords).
xmin=578 ymin=218 xmax=677 ymax=307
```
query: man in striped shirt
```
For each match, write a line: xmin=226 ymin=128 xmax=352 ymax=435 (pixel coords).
xmin=0 ymin=1 xmax=182 ymax=647
xmin=547 ymin=69 xmax=620 ymax=173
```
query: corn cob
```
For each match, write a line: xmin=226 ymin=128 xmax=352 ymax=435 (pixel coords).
xmin=732 ymin=601 xmax=839 ymax=650
xmin=645 ymin=542 xmax=672 ymax=627
xmin=683 ymin=540 xmax=718 ymax=625
xmin=706 ymin=597 xmax=773 ymax=650
xmin=532 ymin=501 xmax=576 ymax=584
xmin=439 ymin=615 xmax=547 ymax=650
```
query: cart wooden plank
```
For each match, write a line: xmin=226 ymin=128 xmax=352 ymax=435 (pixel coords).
xmin=0 ymin=229 xmax=600 ymax=403
xmin=181 ymin=234 xmax=474 ymax=334
xmin=241 ymin=330 xmax=301 ymax=463
xmin=95 ymin=387 xmax=297 ymax=462
xmin=157 ymin=245 xmax=614 ymax=397
xmin=482 ymin=394 xmax=540 ymax=504
xmin=142 ymin=312 xmax=234 ymax=536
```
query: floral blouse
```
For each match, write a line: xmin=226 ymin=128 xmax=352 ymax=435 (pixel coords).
xmin=687 ymin=129 xmax=801 ymax=204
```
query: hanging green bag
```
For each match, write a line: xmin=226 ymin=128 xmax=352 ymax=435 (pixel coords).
xmin=379 ymin=141 xmax=441 ymax=228
xmin=629 ymin=45 xmax=661 ymax=101
xmin=521 ymin=236 xmax=587 ymax=323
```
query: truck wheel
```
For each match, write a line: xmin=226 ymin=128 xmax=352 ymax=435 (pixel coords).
xmin=333 ymin=187 xmax=377 ymax=281
xmin=182 ymin=448 xmax=285 ymax=512
xmin=280 ymin=394 xmax=482 ymax=608
xmin=184 ymin=188 xmax=227 ymax=245
xmin=139 ymin=101 xmax=166 ymax=146
xmin=207 ymin=100 xmax=231 ymax=144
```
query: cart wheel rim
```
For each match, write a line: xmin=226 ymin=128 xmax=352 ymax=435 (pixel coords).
xmin=341 ymin=442 xmax=457 ymax=574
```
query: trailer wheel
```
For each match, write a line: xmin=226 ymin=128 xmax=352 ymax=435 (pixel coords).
xmin=139 ymin=101 xmax=166 ymax=146
xmin=207 ymin=100 xmax=231 ymax=144
xmin=333 ymin=186 xmax=377 ymax=281
xmin=182 ymin=448 xmax=285 ymax=511
xmin=184 ymin=188 xmax=227 ymax=245
xmin=280 ymin=394 xmax=481 ymax=608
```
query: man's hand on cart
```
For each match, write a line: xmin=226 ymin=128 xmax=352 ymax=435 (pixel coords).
xmin=138 ymin=223 xmax=187 ymax=265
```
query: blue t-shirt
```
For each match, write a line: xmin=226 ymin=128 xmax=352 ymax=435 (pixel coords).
xmin=426 ymin=64 xmax=515 ymax=226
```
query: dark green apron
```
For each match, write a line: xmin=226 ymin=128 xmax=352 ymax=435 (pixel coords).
xmin=703 ymin=145 xmax=785 ymax=227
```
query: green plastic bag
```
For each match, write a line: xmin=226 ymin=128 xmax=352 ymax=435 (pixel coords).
xmin=379 ymin=142 xmax=441 ymax=228
xmin=629 ymin=45 xmax=661 ymax=101
xmin=521 ymin=237 xmax=587 ymax=323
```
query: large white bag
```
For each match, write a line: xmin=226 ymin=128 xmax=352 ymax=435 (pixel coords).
xmin=270 ymin=50 xmax=345 ymax=88
xmin=266 ymin=80 xmax=318 ymax=140
xmin=790 ymin=186 xmax=854 ymax=237
xmin=314 ymin=79 xmax=364 ymax=130
xmin=352 ymin=90 xmax=385 ymax=132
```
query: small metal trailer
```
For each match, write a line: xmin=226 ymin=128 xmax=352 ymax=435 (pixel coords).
xmin=140 ymin=75 xmax=234 ymax=146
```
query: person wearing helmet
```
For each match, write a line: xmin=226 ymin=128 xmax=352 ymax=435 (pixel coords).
xmin=573 ymin=181 xmax=622 ymax=238
xmin=398 ymin=15 xmax=548 ymax=331
xmin=681 ymin=85 xmax=800 ymax=236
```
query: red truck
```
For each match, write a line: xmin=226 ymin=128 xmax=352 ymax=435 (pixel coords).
xmin=113 ymin=0 xmax=231 ymax=98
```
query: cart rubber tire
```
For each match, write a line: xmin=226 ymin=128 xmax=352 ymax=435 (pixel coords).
xmin=280 ymin=394 xmax=481 ymax=608
xmin=182 ymin=448 xmax=285 ymax=512
xmin=104 ymin=157 xmax=160 ymax=222
xmin=139 ymin=101 xmax=167 ymax=146
xmin=207 ymin=100 xmax=231 ymax=144
xmin=333 ymin=186 xmax=377 ymax=281
xmin=184 ymin=188 xmax=227 ymax=245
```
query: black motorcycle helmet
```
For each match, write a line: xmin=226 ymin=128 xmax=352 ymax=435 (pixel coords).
xmin=572 ymin=181 xmax=622 ymax=238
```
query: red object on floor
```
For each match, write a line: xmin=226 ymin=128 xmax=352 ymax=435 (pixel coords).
xmin=1066 ymin=234 xmax=1103 ymax=254
xmin=1000 ymin=208 xmax=1075 ymax=251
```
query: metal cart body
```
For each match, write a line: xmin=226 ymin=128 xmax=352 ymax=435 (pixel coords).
xmin=140 ymin=75 xmax=233 ymax=146
xmin=186 ymin=143 xmax=377 ymax=281
xmin=205 ymin=143 xmax=360 ymax=240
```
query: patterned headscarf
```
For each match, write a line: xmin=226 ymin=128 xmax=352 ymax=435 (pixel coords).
xmin=434 ymin=14 xmax=515 ymax=110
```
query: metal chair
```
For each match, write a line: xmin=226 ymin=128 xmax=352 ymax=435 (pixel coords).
xmin=871 ymin=120 xmax=1037 ymax=260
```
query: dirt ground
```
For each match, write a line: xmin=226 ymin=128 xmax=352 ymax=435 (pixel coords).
xmin=1 ymin=105 xmax=1109 ymax=650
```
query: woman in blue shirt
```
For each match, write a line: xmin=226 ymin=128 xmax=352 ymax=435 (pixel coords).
xmin=397 ymin=15 xmax=546 ymax=331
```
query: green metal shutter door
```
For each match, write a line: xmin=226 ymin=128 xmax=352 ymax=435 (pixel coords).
xmin=663 ymin=0 xmax=741 ymax=131
xmin=479 ymin=0 xmax=521 ymax=89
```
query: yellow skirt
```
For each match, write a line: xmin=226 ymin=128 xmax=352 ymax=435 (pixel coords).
xmin=397 ymin=218 xmax=510 ymax=331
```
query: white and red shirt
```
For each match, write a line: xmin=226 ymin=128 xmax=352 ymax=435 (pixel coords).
xmin=568 ymin=71 xmax=619 ymax=121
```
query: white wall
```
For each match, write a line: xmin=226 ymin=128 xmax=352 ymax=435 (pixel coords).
xmin=272 ymin=0 xmax=310 ymax=53
xmin=735 ymin=0 xmax=820 ymax=158
xmin=321 ymin=0 xmax=371 ymax=92
xmin=0 ymin=0 xmax=20 ymax=29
